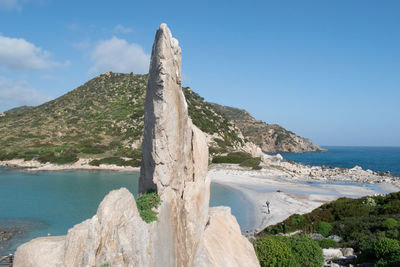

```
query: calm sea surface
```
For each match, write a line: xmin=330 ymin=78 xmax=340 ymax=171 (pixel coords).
xmin=0 ymin=168 xmax=252 ymax=255
xmin=278 ymin=146 xmax=400 ymax=177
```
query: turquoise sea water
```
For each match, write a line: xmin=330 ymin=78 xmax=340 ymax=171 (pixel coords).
xmin=0 ymin=168 xmax=252 ymax=255
xmin=279 ymin=146 xmax=400 ymax=177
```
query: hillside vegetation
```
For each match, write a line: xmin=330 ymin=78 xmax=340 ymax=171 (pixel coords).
xmin=210 ymin=103 xmax=323 ymax=153
xmin=0 ymin=72 xmax=243 ymax=165
xmin=0 ymin=72 xmax=322 ymax=165
xmin=256 ymin=192 xmax=400 ymax=266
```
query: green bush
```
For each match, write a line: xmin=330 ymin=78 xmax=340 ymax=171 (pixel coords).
xmin=136 ymin=191 xmax=161 ymax=223
xmin=318 ymin=239 xmax=338 ymax=249
xmin=317 ymin=221 xmax=332 ymax=237
xmin=89 ymin=157 xmax=140 ymax=167
xmin=373 ymin=238 xmax=400 ymax=259
xmin=37 ymin=151 xmax=56 ymax=163
xmin=290 ymin=214 xmax=305 ymax=225
xmin=383 ymin=218 xmax=399 ymax=229
xmin=287 ymin=235 xmax=324 ymax=267
xmin=375 ymin=248 xmax=400 ymax=267
xmin=212 ymin=151 xmax=252 ymax=164
xmin=253 ymin=237 xmax=297 ymax=267
xmin=239 ymin=157 xmax=261 ymax=168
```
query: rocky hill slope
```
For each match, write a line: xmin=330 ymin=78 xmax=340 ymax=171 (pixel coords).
xmin=210 ymin=103 xmax=324 ymax=153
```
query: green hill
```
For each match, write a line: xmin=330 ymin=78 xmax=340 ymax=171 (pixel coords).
xmin=0 ymin=72 xmax=322 ymax=166
xmin=0 ymin=72 xmax=243 ymax=165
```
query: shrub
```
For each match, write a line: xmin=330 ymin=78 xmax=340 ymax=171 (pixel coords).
xmin=290 ymin=214 xmax=305 ymax=225
xmin=318 ymin=239 xmax=338 ymax=249
xmin=373 ymin=238 xmax=400 ymax=259
xmin=89 ymin=157 xmax=139 ymax=167
xmin=136 ymin=191 xmax=161 ymax=223
xmin=287 ymin=235 xmax=324 ymax=267
xmin=253 ymin=237 xmax=297 ymax=267
xmin=239 ymin=157 xmax=261 ymax=168
xmin=37 ymin=151 xmax=56 ymax=163
xmin=375 ymin=248 xmax=400 ymax=267
xmin=383 ymin=218 xmax=399 ymax=229
xmin=317 ymin=221 xmax=332 ymax=237
xmin=212 ymin=151 xmax=252 ymax=164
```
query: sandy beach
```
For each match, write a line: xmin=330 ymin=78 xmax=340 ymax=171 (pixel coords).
xmin=208 ymin=164 xmax=400 ymax=233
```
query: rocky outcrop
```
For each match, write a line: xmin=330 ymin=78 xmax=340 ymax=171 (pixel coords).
xmin=210 ymin=103 xmax=324 ymax=153
xmin=14 ymin=23 xmax=259 ymax=267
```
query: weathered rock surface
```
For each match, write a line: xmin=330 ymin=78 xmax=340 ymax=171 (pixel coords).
xmin=14 ymin=23 xmax=259 ymax=267
xmin=194 ymin=207 xmax=261 ymax=267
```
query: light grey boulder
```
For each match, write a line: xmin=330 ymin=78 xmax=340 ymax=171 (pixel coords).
xmin=328 ymin=235 xmax=342 ymax=242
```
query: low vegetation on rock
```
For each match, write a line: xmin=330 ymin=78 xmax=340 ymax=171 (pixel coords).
xmin=257 ymin=192 xmax=400 ymax=266
xmin=136 ymin=191 xmax=161 ymax=223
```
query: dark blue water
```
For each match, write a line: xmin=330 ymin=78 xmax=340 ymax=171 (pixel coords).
xmin=278 ymin=146 xmax=400 ymax=177
xmin=0 ymin=168 xmax=251 ymax=255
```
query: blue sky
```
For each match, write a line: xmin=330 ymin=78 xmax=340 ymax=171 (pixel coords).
xmin=0 ymin=0 xmax=399 ymax=146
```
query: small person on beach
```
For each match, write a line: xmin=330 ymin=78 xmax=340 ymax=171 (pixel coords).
xmin=266 ymin=201 xmax=270 ymax=214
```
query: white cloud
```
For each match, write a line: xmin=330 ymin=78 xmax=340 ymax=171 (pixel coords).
xmin=0 ymin=35 xmax=67 ymax=71
xmin=0 ymin=76 xmax=52 ymax=108
xmin=113 ymin=24 xmax=133 ymax=34
xmin=89 ymin=37 xmax=149 ymax=74
xmin=0 ymin=0 xmax=21 ymax=10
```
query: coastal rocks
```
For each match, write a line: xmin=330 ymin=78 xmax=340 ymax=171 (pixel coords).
xmin=323 ymin=248 xmax=356 ymax=267
xmin=14 ymin=23 xmax=259 ymax=267
xmin=193 ymin=207 xmax=260 ymax=267
xmin=14 ymin=236 xmax=66 ymax=267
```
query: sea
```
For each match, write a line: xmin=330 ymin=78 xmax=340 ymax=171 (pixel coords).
xmin=0 ymin=168 xmax=252 ymax=255
xmin=278 ymin=146 xmax=400 ymax=177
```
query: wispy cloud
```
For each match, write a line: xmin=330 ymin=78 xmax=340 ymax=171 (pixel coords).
xmin=113 ymin=24 xmax=133 ymax=34
xmin=0 ymin=34 xmax=68 ymax=71
xmin=0 ymin=76 xmax=52 ymax=109
xmin=89 ymin=37 xmax=149 ymax=74
xmin=0 ymin=0 xmax=22 ymax=10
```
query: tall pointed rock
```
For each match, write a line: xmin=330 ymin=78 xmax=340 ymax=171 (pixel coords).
xmin=140 ymin=23 xmax=210 ymax=266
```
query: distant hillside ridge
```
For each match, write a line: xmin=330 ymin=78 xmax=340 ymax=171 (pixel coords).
xmin=210 ymin=103 xmax=324 ymax=153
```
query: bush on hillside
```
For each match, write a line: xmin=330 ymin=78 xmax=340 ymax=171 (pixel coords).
xmin=212 ymin=151 xmax=252 ymax=164
xmin=239 ymin=157 xmax=261 ymax=168
xmin=318 ymin=221 xmax=332 ymax=237
xmin=318 ymin=238 xmax=338 ymax=249
xmin=375 ymin=248 xmax=400 ymax=267
xmin=253 ymin=237 xmax=297 ymax=267
xmin=373 ymin=238 xmax=400 ymax=259
xmin=287 ymin=235 xmax=324 ymax=267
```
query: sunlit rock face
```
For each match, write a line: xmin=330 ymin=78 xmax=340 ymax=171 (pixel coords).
xmin=14 ymin=23 xmax=259 ymax=267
